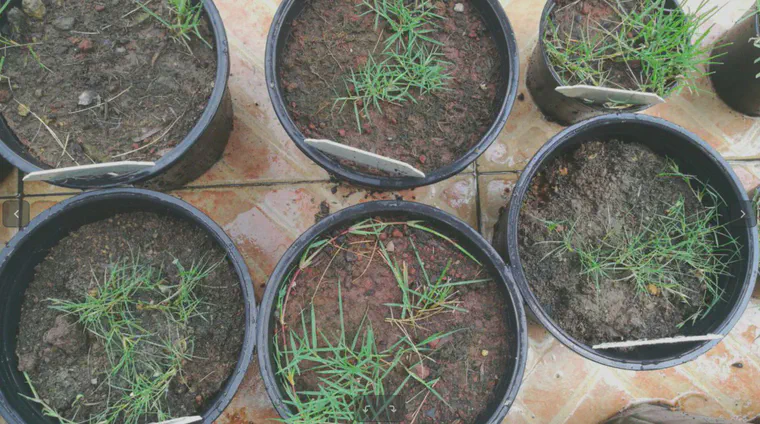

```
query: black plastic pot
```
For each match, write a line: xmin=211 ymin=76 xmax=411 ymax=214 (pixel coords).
xmin=0 ymin=0 xmax=233 ymax=191
xmin=257 ymin=200 xmax=528 ymax=422
xmin=709 ymin=8 xmax=760 ymax=116
xmin=526 ymin=0 xmax=680 ymax=126
xmin=0 ymin=188 xmax=257 ymax=423
xmin=265 ymin=0 xmax=519 ymax=190
xmin=493 ymin=114 xmax=758 ymax=370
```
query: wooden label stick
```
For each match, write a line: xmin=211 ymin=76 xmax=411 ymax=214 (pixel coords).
xmin=23 ymin=161 xmax=156 ymax=182
xmin=556 ymin=85 xmax=665 ymax=106
xmin=305 ymin=138 xmax=426 ymax=178
xmin=592 ymin=334 xmax=723 ymax=350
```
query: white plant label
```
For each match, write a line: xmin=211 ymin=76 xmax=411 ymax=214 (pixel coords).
xmin=305 ymin=138 xmax=426 ymax=178
xmin=592 ymin=333 xmax=722 ymax=350
xmin=151 ymin=416 xmax=202 ymax=424
xmin=556 ymin=85 xmax=665 ymax=106
xmin=23 ymin=161 xmax=156 ymax=182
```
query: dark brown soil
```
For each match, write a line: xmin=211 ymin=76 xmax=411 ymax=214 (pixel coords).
xmin=280 ymin=218 xmax=510 ymax=423
xmin=518 ymin=141 xmax=711 ymax=346
xmin=0 ymin=0 xmax=215 ymax=167
xmin=15 ymin=212 xmax=244 ymax=423
xmin=281 ymin=0 xmax=502 ymax=174
xmin=547 ymin=0 xmax=646 ymax=91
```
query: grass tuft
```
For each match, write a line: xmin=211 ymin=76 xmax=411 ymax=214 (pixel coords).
xmin=274 ymin=218 xmax=484 ymax=422
xmin=544 ymin=0 xmax=721 ymax=97
xmin=138 ymin=0 xmax=212 ymax=51
xmin=23 ymin=254 xmax=222 ymax=424
xmin=538 ymin=161 xmax=741 ymax=326
xmin=335 ymin=0 xmax=450 ymax=132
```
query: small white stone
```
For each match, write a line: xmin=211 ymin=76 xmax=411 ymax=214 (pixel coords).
xmin=78 ymin=90 xmax=97 ymax=106
xmin=454 ymin=3 xmax=464 ymax=12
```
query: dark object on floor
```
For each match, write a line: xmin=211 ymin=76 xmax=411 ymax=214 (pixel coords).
xmin=603 ymin=404 xmax=747 ymax=424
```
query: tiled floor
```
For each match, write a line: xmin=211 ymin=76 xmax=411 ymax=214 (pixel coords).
xmin=2 ymin=0 xmax=760 ymax=423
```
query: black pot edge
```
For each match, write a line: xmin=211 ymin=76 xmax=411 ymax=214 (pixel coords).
xmin=0 ymin=0 xmax=232 ymax=190
xmin=527 ymin=0 xmax=680 ymax=126
xmin=708 ymin=8 xmax=760 ymax=117
xmin=265 ymin=0 xmax=520 ymax=190
xmin=0 ymin=188 xmax=257 ymax=424
xmin=256 ymin=200 xmax=529 ymax=422
xmin=503 ymin=113 xmax=759 ymax=371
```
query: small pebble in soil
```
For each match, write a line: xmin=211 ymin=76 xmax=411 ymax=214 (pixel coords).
xmin=78 ymin=90 xmax=97 ymax=106
xmin=78 ymin=38 xmax=94 ymax=52
xmin=413 ymin=363 xmax=430 ymax=379
xmin=385 ymin=241 xmax=395 ymax=252
xmin=425 ymin=408 xmax=436 ymax=419
xmin=22 ymin=0 xmax=46 ymax=19
xmin=338 ymin=129 xmax=346 ymax=137
xmin=0 ymin=90 xmax=10 ymax=103
xmin=419 ymin=154 xmax=426 ymax=164
xmin=454 ymin=3 xmax=464 ymax=12
xmin=95 ymin=4 xmax=105 ymax=12
xmin=52 ymin=16 xmax=76 ymax=31
xmin=34 ymin=88 xmax=42 ymax=98
xmin=17 ymin=103 xmax=30 ymax=117
xmin=345 ymin=251 xmax=357 ymax=262
xmin=91 ymin=378 xmax=97 ymax=385
xmin=392 ymin=229 xmax=403 ymax=238
xmin=379 ymin=232 xmax=388 ymax=241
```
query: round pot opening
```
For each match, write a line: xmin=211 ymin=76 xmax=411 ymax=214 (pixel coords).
xmin=257 ymin=201 xmax=528 ymax=423
xmin=502 ymin=114 xmax=758 ymax=370
xmin=0 ymin=189 xmax=256 ymax=423
xmin=266 ymin=0 xmax=519 ymax=190
xmin=527 ymin=0 xmax=686 ymax=126
xmin=0 ymin=0 xmax=233 ymax=190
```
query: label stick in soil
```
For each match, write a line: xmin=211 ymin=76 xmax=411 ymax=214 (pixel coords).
xmin=556 ymin=85 xmax=666 ymax=106
xmin=305 ymin=138 xmax=426 ymax=178
xmin=23 ymin=161 xmax=156 ymax=182
xmin=592 ymin=334 xmax=723 ymax=350
xmin=151 ymin=416 xmax=202 ymax=424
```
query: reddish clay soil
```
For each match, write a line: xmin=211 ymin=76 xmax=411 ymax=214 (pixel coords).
xmin=279 ymin=218 xmax=512 ymax=423
xmin=280 ymin=0 xmax=503 ymax=174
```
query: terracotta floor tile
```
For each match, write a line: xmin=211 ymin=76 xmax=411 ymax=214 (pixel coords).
xmin=682 ymin=339 xmax=760 ymax=419
xmin=478 ymin=173 xmax=519 ymax=243
xmin=215 ymin=358 xmax=281 ymax=424
xmin=562 ymin=372 xmax=636 ymax=424
xmin=26 ymin=195 xmax=73 ymax=220
xmin=502 ymin=400 xmax=541 ymax=424
xmin=174 ymin=174 xmax=477 ymax=303
xmin=516 ymin=341 xmax=603 ymax=423
xmin=611 ymin=365 xmax=735 ymax=419
xmin=725 ymin=298 xmax=760 ymax=352
xmin=0 ymin=224 xmax=16 ymax=249
xmin=0 ymin=168 xmax=18 ymax=198
xmin=730 ymin=161 xmax=760 ymax=193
